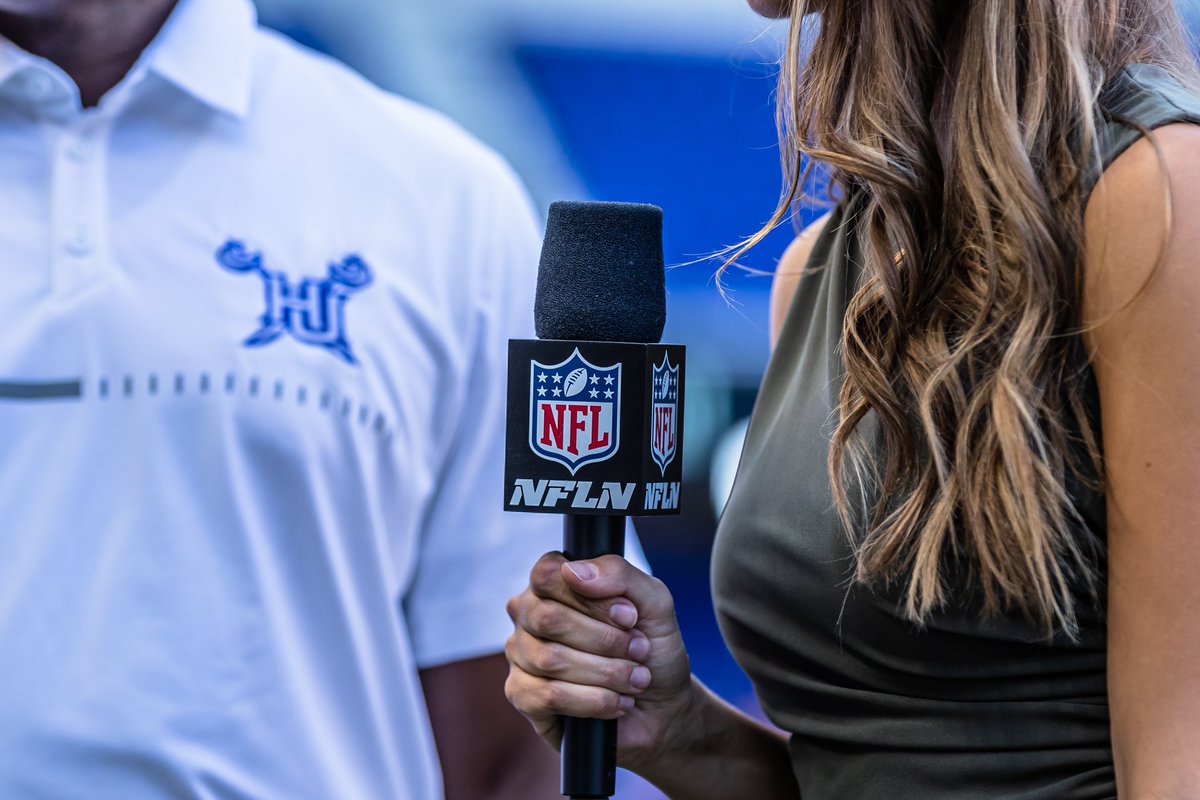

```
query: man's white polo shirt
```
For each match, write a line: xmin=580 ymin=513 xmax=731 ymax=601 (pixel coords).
xmin=0 ymin=0 xmax=595 ymax=796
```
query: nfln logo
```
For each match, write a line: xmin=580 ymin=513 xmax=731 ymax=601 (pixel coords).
xmin=529 ymin=349 xmax=621 ymax=474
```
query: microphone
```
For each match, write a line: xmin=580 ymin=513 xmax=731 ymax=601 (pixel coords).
xmin=504 ymin=201 xmax=686 ymax=799
xmin=534 ymin=201 xmax=667 ymax=343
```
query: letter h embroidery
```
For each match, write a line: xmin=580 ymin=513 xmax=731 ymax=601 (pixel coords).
xmin=216 ymin=239 xmax=373 ymax=365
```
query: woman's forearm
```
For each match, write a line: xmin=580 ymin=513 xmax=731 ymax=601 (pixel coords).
xmin=630 ymin=677 xmax=800 ymax=800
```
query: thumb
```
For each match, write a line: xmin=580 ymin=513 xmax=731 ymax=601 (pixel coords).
xmin=561 ymin=555 xmax=677 ymax=637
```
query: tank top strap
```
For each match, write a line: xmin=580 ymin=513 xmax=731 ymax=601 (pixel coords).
xmin=1089 ymin=63 xmax=1200 ymax=193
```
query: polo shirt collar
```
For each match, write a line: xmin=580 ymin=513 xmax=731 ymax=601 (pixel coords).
xmin=146 ymin=0 xmax=257 ymax=120
xmin=0 ymin=28 xmax=42 ymax=89
xmin=0 ymin=0 xmax=255 ymax=117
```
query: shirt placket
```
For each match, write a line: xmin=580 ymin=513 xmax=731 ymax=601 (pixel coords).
xmin=42 ymin=80 xmax=111 ymax=298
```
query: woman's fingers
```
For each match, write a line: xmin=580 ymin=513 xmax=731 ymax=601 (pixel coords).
xmin=503 ymin=666 xmax=564 ymax=746
xmin=506 ymin=626 xmax=652 ymax=695
xmin=506 ymin=551 xmax=690 ymax=736
xmin=522 ymin=551 xmax=673 ymax=639
xmin=559 ymin=555 xmax=678 ymax=639
xmin=505 ymin=664 xmax=634 ymax=727
xmin=507 ymin=589 xmax=651 ymax=661
xmin=505 ymin=552 xmax=695 ymax=759
xmin=526 ymin=552 xmax=642 ymax=630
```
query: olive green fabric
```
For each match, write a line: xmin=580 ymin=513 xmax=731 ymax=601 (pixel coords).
xmin=712 ymin=65 xmax=1200 ymax=800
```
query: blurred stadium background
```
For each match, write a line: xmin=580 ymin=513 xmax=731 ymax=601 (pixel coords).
xmin=253 ymin=1 xmax=1200 ymax=795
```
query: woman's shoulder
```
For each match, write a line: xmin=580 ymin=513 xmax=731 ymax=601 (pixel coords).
xmin=1084 ymin=122 xmax=1200 ymax=323
xmin=1082 ymin=63 xmax=1200 ymax=311
xmin=769 ymin=211 xmax=835 ymax=348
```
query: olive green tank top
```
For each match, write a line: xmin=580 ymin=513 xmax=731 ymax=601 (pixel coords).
xmin=712 ymin=64 xmax=1200 ymax=800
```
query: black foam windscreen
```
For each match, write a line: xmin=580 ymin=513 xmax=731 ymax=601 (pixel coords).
xmin=534 ymin=201 xmax=666 ymax=344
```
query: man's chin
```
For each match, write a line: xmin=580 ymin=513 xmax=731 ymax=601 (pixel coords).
xmin=746 ymin=0 xmax=793 ymax=19
xmin=0 ymin=0 xmax=73 ymax=17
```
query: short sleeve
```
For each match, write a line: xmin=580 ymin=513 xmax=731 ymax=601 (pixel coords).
xmin=401 ymin=158 xmax=553 ymax=669
xmin=402 ymin=157 xmax=652 ymax=669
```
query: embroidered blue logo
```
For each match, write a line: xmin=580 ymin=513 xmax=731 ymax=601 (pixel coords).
xmin=216 ymin=239 xmax=373 ymax=365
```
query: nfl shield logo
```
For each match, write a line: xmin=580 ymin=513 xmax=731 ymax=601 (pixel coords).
xmin=651 ymin=354 xmax=679 ymax=475
xmin=529 ymin=349 xmax=622 ymax=474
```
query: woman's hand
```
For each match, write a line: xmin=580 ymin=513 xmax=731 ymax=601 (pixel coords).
xmin=504 ymin=552 xmax=696 ymax=772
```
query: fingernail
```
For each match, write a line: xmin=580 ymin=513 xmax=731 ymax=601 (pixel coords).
xmin=628 ymin=635 xmax=650 ymax=661
xmin=609 ymin=604 xmax=637 ymax=628
xmin=565 ymin=562 xmax=596 ymax=581
xmin=630 ymin=666 xmax=652 ymax=690
xmin=619 ymin=695 xmax=636 ymax=712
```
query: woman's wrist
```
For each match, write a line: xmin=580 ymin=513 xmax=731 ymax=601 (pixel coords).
xmin=624 ymin=676 xmax=744 ymax=789
xmin=620 ymin=673 xmax=709 ymax=778
xmin=626 ymin=676 xmax=798 ymax=799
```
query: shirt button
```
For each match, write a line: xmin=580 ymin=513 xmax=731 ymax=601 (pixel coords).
xmin=64 ymin=135 xmax=92 ymax=162
xmin=65 ymin=229 xmax=94 ymax=257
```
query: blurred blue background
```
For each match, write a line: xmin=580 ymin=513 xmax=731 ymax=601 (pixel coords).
xmin=253 ymin=1 xmax=1200 ymax=795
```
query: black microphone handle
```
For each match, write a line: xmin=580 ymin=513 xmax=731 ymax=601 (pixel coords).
xmin=561 ymin=514 xmax=626 ymax=799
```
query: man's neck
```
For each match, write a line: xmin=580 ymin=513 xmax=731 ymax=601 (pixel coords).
xmin=0 ymin=0 xmax=178 ymax=107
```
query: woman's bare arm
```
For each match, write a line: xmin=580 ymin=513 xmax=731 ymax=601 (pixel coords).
xmin=1083 ymin=122 xmax=1200 ymax=798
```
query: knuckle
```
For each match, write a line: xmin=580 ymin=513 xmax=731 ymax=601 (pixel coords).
xmin=505 ymin=594 xmax=521 ymax=622
xmin=527 ymin=602 xmax=562 ymax=636
xmin=589 ymin=689 xmax=620 ymax=718
xmin=530 ymin=553 xmax=564 ymax=591
xmin=531 ymin=642 xmax=564 ymax=675
xmin=505 ymin=672 xmax=530 ymax=711
xmin=503 ymin=673 xmax=518 ymax=703
xmin=649 ymin=576 xmax=676 ymax=613
xmin=523 ymin=603 xmax=547 ymax=634
xmin=596 ymin=624 xmax=626 ymax=655
xmin=540 ymin=682 xmax=567 ymax=713
xmin=595 ymin=554 xmax=628 ymax=577
xmin=606 ymin=660 xmax=630 ymax=689
xmin=507 ymin=672 xmax=552 ymax=720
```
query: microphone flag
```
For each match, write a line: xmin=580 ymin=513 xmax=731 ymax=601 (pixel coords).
xmin=505 ymin=339 xmax=685 ymax=516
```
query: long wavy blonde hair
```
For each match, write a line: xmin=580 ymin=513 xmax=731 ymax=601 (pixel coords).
xmin=745 ymin=0 xmax=1199 ymax=636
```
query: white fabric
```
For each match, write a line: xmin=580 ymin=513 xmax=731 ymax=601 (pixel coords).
xmin=0 ymin=1 xmax=648 ymax=797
